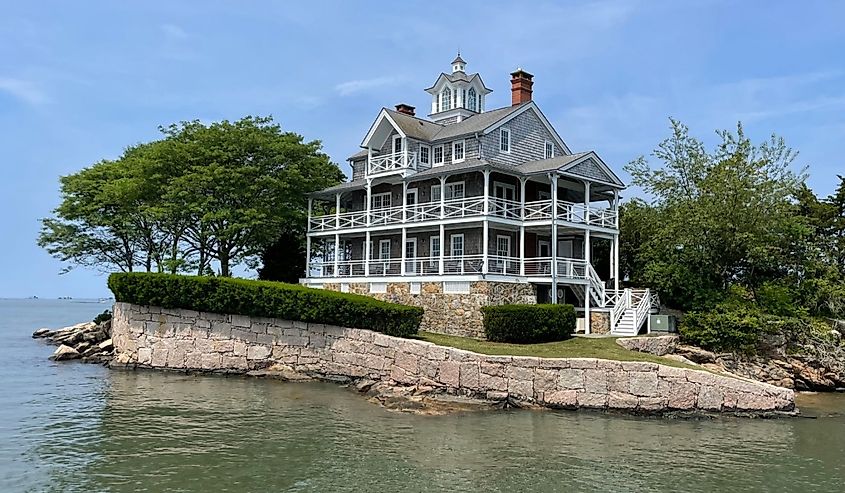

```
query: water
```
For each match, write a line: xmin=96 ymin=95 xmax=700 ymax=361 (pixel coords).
xmin=1 ymin=299 xmax=844 ymax=492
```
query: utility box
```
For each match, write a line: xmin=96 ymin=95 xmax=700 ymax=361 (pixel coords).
xmin=650 ymin=315 xmax=676 ymax=333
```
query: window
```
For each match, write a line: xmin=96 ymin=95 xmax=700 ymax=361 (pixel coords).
xmin=496 ymin=235 xmax=511 ymax=258
xmin=450 ymin=234 xmax=464 ymax=257
xmin=370 ymin=282 xmax=387 ymax=294
xmin=371 ymin=192 xmax=391 ymax=209
xmin=379 ymin=239 xmax=391 ymax=260
xmin=440 ymin=88 xmax=452 ymax=112
xmin=430 ymin=236 xmax=440 ymax=268
xmin=467 ymin=87 xmax=477 ymax=111
xmin=431 ymin=184 xmax=441 ymax=202
xmin=410 ymin=282 xmax=421 ymax=295
xmin=392 ymin=135 xmax=403 ymax=154
xmin=406 ymin=188 xmax=417 ymax=206
xmin=419 ymin=145 xmax=430 ymax=166
xmin=433 ymin=145 xmax=444 ymax=166
xmin=544 ymin=141 xmax=554 ymax=159
xmin=446 ymin=181 xmax=465 ymax=199
xmin=500 ymin=128 xmax=511 ymax=153
xmin=538 ymin=190 xmax=551 ymax=201
xmin=452 ymin=140 xmax=465 ymax=163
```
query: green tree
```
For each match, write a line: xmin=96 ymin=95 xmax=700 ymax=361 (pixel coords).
xmin=624 ymin=119 xmax=810 ymax=310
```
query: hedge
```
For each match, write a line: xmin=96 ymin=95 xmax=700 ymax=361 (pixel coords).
xmin=482 ymin=304 xmax=576 ymax=343
xmin=107 ymin=272 xmax=422 ymax=338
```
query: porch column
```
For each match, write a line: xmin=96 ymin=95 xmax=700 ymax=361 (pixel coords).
xmin=403 ymin=137 xmax=409 ymax=170
xmin=366 ymin=147 xmax=372 ymax=178
xmin=550 ymin=173 xmax=558 ymax=304
xmin=305 ymin=198 xmax=313 ymax=278
xmin=365 ymin=179 xmax=372 ymax=226
xmin=364 ymin=231 xmax=371 ymax=276
xmin=333 ymin=233 xmax=340 ymax=278
xmin=519 ymin=177 xmax=526 ymax=276
xmin=401 ymin=227 xmax=407 ymax=276
xmin=482 ymin=169 xmax=490 ymax=275
xmin=585 ymin=282 xmax=592 ymax=335
xmin=584 ymin=181 xmax=591 ymax=266
xmin=613 ymin=189 xmax=620 ymax=291
xmin=439 ymin=176 xmax=446 ymax=219
xmin=439 ymin=223 xmax=445 ymax=275
xmin=335 ymin=193 xmax=341 ymax=230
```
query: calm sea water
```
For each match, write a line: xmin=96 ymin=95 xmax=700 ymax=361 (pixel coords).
xmin=1 ymin=299 xmax=844 ymax=492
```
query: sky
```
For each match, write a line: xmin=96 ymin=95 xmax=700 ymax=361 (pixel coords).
xmin=1 ymin=0 xmax=844 ymax=298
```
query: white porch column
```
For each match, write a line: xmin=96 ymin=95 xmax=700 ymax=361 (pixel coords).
xmin=482 ymin=169 xmax=490 ymax=275
xmin=584 ymin=181 xmax=591 ymax=265
xmin=366 ymin=147 xmax=372 ymax=178
xmin=551 ymin=173 xmax=558 ymax=304
xmin=401 ymin=228 xmax=407 ymax=276
xmin=335 ymin=193 xmax=341 ymax=229
xmin=585 ymin=282 xmax=592 ymax=335
xmin=439 ymin=175 xmax=446 ymax=219
xmin=519 ymin=177 xmax=526 ymax=276
xmin=613 ymin=189 xmax=620 ymax=291
xmin=333 ymin=233 xmax=339 ymax=278
xmin=439 ymin=175 xmax=446 ymax=275
xmin=365 ymin=179 xmax=372 ymax=226
xmin=439 ymin=223 xmax=445 ymax=275
xmin=305 ymin=198 xmax=313 ymax=278
xmin=364 ymin=231 xmax=371 ymax=276
xmin=402 ymin=181 xmax=408 ymax=223
xmin=403 ymin=137 xmax=409 ymax=170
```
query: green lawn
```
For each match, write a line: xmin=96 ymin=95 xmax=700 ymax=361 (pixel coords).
xmin=416 ymin=331 xmax=698 ymax=369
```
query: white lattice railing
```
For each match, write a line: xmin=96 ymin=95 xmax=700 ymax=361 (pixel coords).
xmin=442 ymin=196 xmax=485 ymax=218
xmin=368 ymin=151 xmax=418 ymax=174
xmin=523 ymin=199 xmax=553 ymax=220
xmin=489 ymin=197 xmax=522 ymax=220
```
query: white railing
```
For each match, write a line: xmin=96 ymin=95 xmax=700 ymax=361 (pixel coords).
xmin=487 ymin=256 xmax=521 ymax=275
xmin=443 ymin=254 xmax=485 ymax=274
xmin=556 ymin=258 xmax=589 ymax=279
xmin=489 ymin=197 xmax=522 ymax=220
xmin=586 ymin=263 xmax=607 ymax=307
xmin=368 ymin=151 xmax=418 ymax=175
xmin=308 ymin=197 xmax=619 ymax=232
xmin=631 ymin=288 xmax=652 ymax=334
xmin=308 ymin=254 xmax=487 ymax=278
xmin=443 ymin=196 xmax=485 ymax=218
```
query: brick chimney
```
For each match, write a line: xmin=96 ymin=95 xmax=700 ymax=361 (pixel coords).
xmin=395 ymin=103 xmax=416 ymax=116
xmin=510 ymin=68 xmax=534 ymax=105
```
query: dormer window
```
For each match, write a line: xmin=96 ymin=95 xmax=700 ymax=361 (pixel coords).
xmin=467 ymin=88 xmax=477 ymax=111
xmin=544 ymin=141 xmax=554 ymax=159
xmin=440 ymin=88 xmax=452 ymax=112
xmin=452 ymin=140 xmax=465 ymax=163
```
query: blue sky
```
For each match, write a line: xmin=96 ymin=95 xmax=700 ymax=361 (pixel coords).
xmin=1 ymin=0 xmax=844 ymax=298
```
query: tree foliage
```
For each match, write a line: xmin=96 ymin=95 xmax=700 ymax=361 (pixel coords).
xmin=39 ymin=116 xmax=344 ymax=276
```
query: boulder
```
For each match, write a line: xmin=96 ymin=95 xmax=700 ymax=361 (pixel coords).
xmin=615 ymin=335 xmax=679 ymax=356
xmin=98 ymin=339 xmax=114 ymax=351
xmin=32 ymin=328 xmax=51 ymax=338
xmin=50 ymin=345 xmax=80 ymax=361
xmin=675 ymin=345 xmax=718 ymax=364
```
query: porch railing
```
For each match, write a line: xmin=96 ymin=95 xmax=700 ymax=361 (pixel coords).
xmin=368 ymin=151 xmax=419 ymax=175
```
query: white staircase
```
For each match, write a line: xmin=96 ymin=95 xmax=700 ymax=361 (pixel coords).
xmin=609 ymin=288 xmax=652 ymax=336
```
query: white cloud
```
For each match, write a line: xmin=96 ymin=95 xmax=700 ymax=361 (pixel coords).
xmin=160 ymin=23 xmax=188 ymax=39
xmin=335 ymin=76 xmax=404 ymax=96
xmin=0 ymin=77 xmax=48 ymax=105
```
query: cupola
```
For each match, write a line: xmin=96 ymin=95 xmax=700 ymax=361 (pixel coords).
xmin=424 ymin=53 xmax=493 ymax=124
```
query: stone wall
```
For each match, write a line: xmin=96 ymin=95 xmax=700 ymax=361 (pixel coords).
xmin=590 ymin=311 xmax=610 ymax=334
xmin=324 ymin=281 xmax=536 ymax=338
xmin=111 ymin=302 xmax=796 ymax=414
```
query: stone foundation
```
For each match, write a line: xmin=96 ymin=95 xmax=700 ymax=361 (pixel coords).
xmin=590 ymin=311 xmax=611 ymax=334
xmin=111 ymin=302 xmax=796 ymax=415
xmin=323 ymin=281 xmax=536 ymax=338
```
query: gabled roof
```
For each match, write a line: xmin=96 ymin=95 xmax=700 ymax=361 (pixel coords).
xmin=424 ymin=72 xmax=492 ymax=94
xmin=519 ymin=151 xmax=624 ymax=187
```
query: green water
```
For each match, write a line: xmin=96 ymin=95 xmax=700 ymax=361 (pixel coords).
xmin=2 ymin=299 xmax=844 ymax=492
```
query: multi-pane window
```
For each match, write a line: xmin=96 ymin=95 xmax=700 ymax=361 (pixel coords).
xmin=431 ymin=184 xmax=441 ymax=202
xmin=393 ymin=135 xmax=402 ymax=154
xmin=500 ymin=128 xmax=511 ymax=153
xmin=371 ymin=192 xmax=391 ymax=209
xmin=467 ymin=88 xmax=477 ymax=111
xmin=452 ymin=140 xmax=465 ymax=163
xmin=544 ymin=141 xmax=554 ymax=159
xmin=433 ymin=145 xmax=444 ymax=165
xmin=430 ymin=236 xmax=440 ymax=268
xmin=419 ymin=145 xmax=430 ymax=165
xmin=379 ymin=239 xmax=391 ymax=260
xmin=496 ymin=236 xmax=511 ymax=258
xmin=446 ymin=182 xmax=465 ymax=199
xmin=440 ymin=88 xmax=452 ymax=112
xmin=450 ymin=234 xmax=464 ymax=257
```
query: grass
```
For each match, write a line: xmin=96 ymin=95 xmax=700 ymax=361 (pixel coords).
xmin=416 ymin=331 xmax=700 ymax=369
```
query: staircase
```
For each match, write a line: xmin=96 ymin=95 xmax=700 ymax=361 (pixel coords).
xmin=609 ymin=288 xmax=652 ymax=336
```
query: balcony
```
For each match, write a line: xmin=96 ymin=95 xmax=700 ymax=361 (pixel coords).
xmin=308 ymin=196 xmax=618 ymax=233
xmin=368 ymin=151 xmax=425 ymax=176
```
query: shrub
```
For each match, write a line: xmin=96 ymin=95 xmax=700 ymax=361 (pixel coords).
xmin=680 ymin=303 xmax=776 ymax=353
xmin=482 ymin=304 xmax=575 ymax=343
xmin=107 ymin=273 xmax=422 ymax=338
xmin=93 ymin=309 xmax=112 ymax=324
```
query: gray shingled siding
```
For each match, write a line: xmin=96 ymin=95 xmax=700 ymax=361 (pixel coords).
xmin=480 ymin=110 xmax=560 ymax=167
xmin=351 ymin=158 xmax=366 ymax=180
xmin=567 ymin=158 xmax=612 ymax=183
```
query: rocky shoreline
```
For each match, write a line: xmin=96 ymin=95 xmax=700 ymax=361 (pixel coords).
xmin=33 ymin=320 xmax=114 ymax=365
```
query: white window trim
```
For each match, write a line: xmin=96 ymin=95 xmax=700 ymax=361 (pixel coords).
xmin=429 ymin=235 xmax=440 ymax=267
xmin=445 ymin=181 xmax=465 ymax=200
xmin=431 ymin=184 xmax=441 ymax=201
xmin=378 ymin=239 xmax=391 ymax=260
xmin=544 ymin=140 xmax=555 ymax=159
xmin=433 ymin=145 xmax=445 ymax=167
xmin=493 ymin=181 xmax=516 ymax=200
xmin=500 ymin=128 xmax=511 ymax=154
xmin=392 ymin=135 xmax=402 ymax=155
xmin=419 ymin=145 xmax=431 ymax=165
xmin=452 ymin=139 xmax=466 ymax=164
xmin=538 ymin=239 xmax=551 ymax=257
xmin=371 ymin=192 xmax=391 ymax=209
xmin=450 ymin=233 xmax=465 ymax=257
xmin=496 ymin=235 xmax=512 ymax=257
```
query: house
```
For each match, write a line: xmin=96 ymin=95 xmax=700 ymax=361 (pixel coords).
xmin=302 ymin=55 xmax=652 ymax=338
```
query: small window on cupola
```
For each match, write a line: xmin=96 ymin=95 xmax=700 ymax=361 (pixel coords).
xmin=468 ymin=87 xmax=477 ymax=111
xmin=440 ymin=88 xmax=452 ymax=112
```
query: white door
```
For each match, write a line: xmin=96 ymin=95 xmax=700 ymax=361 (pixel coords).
xmin=405 ymin=238 xmax=417 ymax=274
xmin=406 ymin=188 xmax=418 ymax=221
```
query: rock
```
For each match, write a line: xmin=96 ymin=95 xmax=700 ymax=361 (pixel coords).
xmin=98 ymin=339 xmax=113 ymax=351
xmin=616 ymin=335 xmax=679 ymax=356
xmin=75 ymin=341 xmax=91 ymax=353
xmin=675 ymin=345 xmax=718 ymax=364
xmin=50 ymin=345 xmax=80 ymax=361
xmin=32 ymin=328 xmax=51 ymax=338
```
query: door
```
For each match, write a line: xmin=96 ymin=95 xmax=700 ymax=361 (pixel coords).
xmin=493 ymin=182 xmax=516 ymax=217
xmin=406 ymin=188 xmax=418 ymax=221
xmin=537 ymin=240 xmax=551 ymax=275
xmin=405 ymin=238 xmax=417 ymax=274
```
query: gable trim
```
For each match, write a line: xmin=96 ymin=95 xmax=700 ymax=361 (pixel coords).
xmin=360 ymin=109 xmax=406 ymax=148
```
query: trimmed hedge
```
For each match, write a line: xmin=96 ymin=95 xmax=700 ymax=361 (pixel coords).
xmin=107 ymin=272 xmax=422 ymax=338
xmin=482 ymin=304 xmax=576 ymax=343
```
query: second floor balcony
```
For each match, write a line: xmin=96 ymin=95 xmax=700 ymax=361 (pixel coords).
xmin=308 ymin=196 xmax=618 ymax=233
xmin=368 ymin=151 xmax=428 ymax=176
